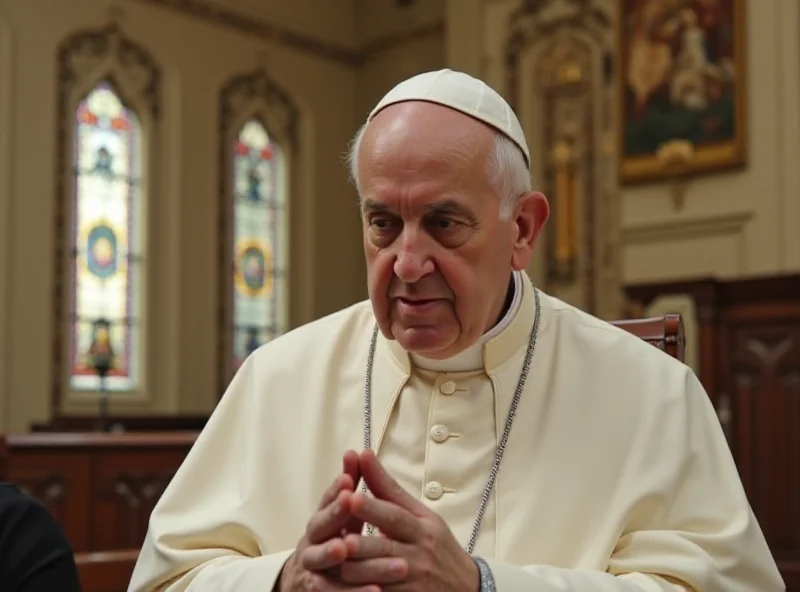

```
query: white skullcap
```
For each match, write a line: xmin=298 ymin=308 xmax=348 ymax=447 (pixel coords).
xmin=367 ymin=68 xmax=530 ymax=169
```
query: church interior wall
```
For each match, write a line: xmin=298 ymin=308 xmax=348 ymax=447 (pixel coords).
xmin=460 ymin=0 xmax=800 ymax=286
xmin=0 ymin=0 xmax=363 ymax=432
xmin=620 ymin=0 xmax=800 ymax=283
xmin=0 ymin=0 xmax=797 ymax=433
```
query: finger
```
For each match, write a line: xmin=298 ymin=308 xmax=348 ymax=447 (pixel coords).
xmin=317 ymin=473 xmax=355 ymax=511
xmin=343 ymin=450 xmax=361 ymax=486
xmin=305 ymin=571 xmax=381 ymax=592
xmin=349 ymin=491 xmax=418 ymax=542
xmin=307 ymin=490 xmax=356 ymax=544
xmin=342 ymin=451 xmax=365 ymax=535
xmin=359 ymin=449 xmax=420 ymax=512
xmin=338 ymin=557 xmax=409 ymax=586
xmin=342 ymin=512 xmax=365 ymax=538
xmin=299 ymin=538 xmax=347 ymax=572
xmin=343 ymin=533 xmax=398 ymax=560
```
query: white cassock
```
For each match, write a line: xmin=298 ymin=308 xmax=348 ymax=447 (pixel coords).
xmin=128 ymin=272 xmax=784 ymax=591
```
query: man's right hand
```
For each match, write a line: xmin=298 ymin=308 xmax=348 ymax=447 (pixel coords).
xmin=279 ymin=451 xmax=378 ymax=592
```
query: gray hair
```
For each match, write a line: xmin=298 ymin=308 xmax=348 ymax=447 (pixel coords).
xmin=346 ymin=122 xmax=531 ymax=221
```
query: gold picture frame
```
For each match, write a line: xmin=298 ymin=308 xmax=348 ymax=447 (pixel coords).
xmin=617 ymin=0 xmax=747 ymax=184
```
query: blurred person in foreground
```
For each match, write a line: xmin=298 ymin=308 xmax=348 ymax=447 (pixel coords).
xmin=129 ymin=69 xmax=783 ymax=592
xmin=0 ymin=482 xmax=81 ymax=591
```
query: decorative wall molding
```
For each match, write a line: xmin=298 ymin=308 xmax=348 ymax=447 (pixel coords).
xmin=361 ymin=22 xmax=445 ymax=63
xmin=622 ymin=211 xmax=753 ymax=245
xmin=57 ymin=23 xmax=161 ymax=119
xmin=505 ymin=0 xmax=612 ymax=113
xmin=130 ymin=0 xmax=443 ymax=66
xmin=506 ymin=0 xmax=622 ymax=319
xmin=219 ymin=69 xmax=299 ymax=145
xmin=52 ymin=23 xmax=162 ymax=415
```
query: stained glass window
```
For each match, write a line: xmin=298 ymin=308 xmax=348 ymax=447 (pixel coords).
xmin=69 ymin=82 xmax=143 ymax=391
xmin=231 ymin=119 xmax=288 ymax=369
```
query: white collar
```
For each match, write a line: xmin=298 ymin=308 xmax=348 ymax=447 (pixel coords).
xmin=410 ymin=271 xmax=523 ymax=373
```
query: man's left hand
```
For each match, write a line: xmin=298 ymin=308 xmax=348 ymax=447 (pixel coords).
xmin=335 ymin=449 xmax=480 ymax=591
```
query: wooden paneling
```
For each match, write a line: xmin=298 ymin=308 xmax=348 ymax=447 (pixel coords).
xmin=626 ymin=273 xmax=800 ymax=591
xmin=6 ymin=432 xmax=195 ymax=553
xmin=30 ymin=414 xmax=208 ymax=433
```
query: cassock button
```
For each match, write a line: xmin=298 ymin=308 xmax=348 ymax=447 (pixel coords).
xmin=424 ymin=481 xmax=444 ymax=500
xmin=439 ymin=381 xmax=456 ymax=395
xmin=430 ymin=424 xmax=450 ymax=443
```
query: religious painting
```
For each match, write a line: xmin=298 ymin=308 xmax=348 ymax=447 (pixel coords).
xmin=230 ymin=119 xmax=288 ymax=370
xmin=70 ymin=81 xmax=142 ymax=391
xmin=617 ymin=0 xmax=747 ymax=184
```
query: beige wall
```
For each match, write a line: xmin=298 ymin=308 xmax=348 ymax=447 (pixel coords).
xmin=356 ymin=0 xmax=445 ymax=118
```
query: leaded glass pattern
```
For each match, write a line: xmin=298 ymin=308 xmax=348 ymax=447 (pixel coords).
xmin=231 ymin=119 xmax=288 ymax=369
xmin=69 ymin=82 xmax=142 ymax=391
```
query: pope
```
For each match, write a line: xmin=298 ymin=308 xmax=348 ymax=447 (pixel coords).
xmin=128 ymin=69 xmax=784 ymax=592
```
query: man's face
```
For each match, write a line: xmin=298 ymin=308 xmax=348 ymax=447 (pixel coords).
xmin=356 ymin=102 xmax=546 ymax=359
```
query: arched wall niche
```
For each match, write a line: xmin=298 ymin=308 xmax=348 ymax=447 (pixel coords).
xmin=504 ymin=0 xmax=623 ymax=319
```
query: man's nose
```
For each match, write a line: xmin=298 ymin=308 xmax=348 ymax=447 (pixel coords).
xmin=393 ymin=233 xmax=434 ymax=283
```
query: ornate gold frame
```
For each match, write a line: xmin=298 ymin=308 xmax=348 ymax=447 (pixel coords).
xmin=616 ymin=0 xmax=748 ymax=185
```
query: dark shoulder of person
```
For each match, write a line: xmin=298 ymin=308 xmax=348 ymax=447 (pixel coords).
xmin=0 ymin=482 xmax=81 ymax=592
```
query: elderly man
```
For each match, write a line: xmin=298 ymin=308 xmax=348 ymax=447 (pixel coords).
xmin=129 ymin=69 xmax=783 ymax=591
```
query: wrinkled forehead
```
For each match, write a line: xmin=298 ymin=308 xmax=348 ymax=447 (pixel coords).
xmin=356 ymin=102 xmax=495 ymax=196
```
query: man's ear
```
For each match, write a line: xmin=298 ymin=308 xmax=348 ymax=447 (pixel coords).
xmin=510 ymin=191 xmax=550 ymax=272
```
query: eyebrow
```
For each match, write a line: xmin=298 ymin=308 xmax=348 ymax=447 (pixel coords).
xmin=360 ymin=198 xmax=477 ymax=223
xmin=360 ymin=198 xmax=390 ymax=214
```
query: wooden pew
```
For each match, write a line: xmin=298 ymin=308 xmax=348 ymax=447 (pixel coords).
xmin=5 ymin=431 xmax=196 ymax=552
xmin=75 ymin=549 xmax=140 ymax=592
xmin=31 ymin=414 xmax=208 ymax=433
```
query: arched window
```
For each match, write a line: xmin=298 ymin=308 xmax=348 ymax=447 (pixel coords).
xmin=69 ymin=82 xmax=143 ymax=392
xmin=231 ymin=119 xmax=289 ymax=370
xmin=55 ymin=24 xmax=160 ymax=412
xmin=219 ymin=69 xmax=297 ymax=387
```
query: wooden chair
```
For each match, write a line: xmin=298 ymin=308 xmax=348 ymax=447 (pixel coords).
xmin=609 ymin=313 xmax=686 ymax=363
xmin=75 ymin=549 xmax=140 ymax=592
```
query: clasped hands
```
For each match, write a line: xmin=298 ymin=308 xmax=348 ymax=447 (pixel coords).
xmin=279 ymin=449 xmax=479 ymax=592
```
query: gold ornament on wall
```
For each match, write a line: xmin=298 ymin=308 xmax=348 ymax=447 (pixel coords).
xmin=550 ymin=138 xmax=579 ymax=282
xmin=656 ymin=138 xmax=695 ymax=210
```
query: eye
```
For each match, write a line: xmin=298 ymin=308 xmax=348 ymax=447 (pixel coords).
xmin=369 ymin=215 xmax=397 ymax=231
xmin=426 ymin=216 xmax=472 ymax=248
xmin=367 ymin=215 xmax=401 ymax=247
xmin=429 ymin=216 xmax=460 ymax=231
